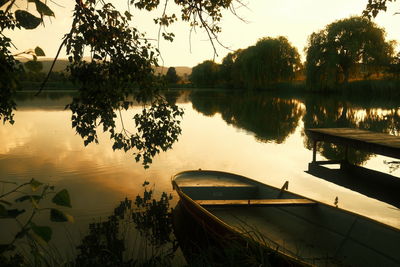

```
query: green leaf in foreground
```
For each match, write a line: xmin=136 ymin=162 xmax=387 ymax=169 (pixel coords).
xmin=0 ymin=0 xmax=10 ymax=8
xmin=0 ymin=199 xmax=12 ymax=206
xmin=30 ymin=222 xmax=52 ymax=242
xmin=15 ymin=10 xmax=41 ymax=30
xmin=6 ymin=209 xmax=25 ymax=218
xmin=52 ymin=189 xmax=71 ymax=207
xmin=15 ymin=228 xmax=29 ymax=239
xmin=33 ymin=0 xmax=55 ymax=17
xmin=50 ymin=209 xmax=74 ymax=222
xmin=34 ymin=46 xmax=45 ymax=56
xmin=15 ymin=195 xmax=41 ymax=203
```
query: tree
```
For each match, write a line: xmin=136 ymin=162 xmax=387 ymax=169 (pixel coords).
xmin=165 ymin=67 xmax=179 ymax=84
xmin=305 ymin=16 xmax=394 ymax=90
xmin=219 ymin=49 xmax=242 ymax=87
xmin=387 ymin=52 xmax=400 ymax=78
xmin=190 ymin=60 xmax=220 ymax=87
xmin=233 ymin=36 xmax=301 ymax=89
xmin=0 ymin=0 xmax=239 ymax=167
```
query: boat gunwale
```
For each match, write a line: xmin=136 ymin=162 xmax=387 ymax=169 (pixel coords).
xmin=172 ymin=170 xmax=400 ymax=265
xmin=171 ymin=175 xmax=308 ymax=265
xmin=172 ymin=169 xmax=400 ymax=233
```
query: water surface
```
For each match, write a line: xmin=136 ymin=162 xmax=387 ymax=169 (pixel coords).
xmin=1 ymin=90 xmax=399 ymax=252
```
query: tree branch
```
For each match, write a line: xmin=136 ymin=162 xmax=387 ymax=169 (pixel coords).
xmin=35 ymin=38 xmax=67 ymax=96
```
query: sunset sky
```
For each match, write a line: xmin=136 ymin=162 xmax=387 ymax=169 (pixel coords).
xmin=6 ymin=0 xmax=400 ymax=67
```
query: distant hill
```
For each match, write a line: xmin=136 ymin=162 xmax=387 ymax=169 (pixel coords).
xmin=16 ymin=57 xmax=192 ymax=77
xmin=16 ymin=57 xmax=70 ymax=72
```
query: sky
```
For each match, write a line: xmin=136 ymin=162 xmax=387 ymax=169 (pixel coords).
xmin=5 ymin=0 xmax=400 ymax=67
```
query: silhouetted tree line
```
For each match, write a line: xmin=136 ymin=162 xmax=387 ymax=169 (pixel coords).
xmin=190 ymin=36 xmax=302 ymax=89
xmin=191 ymin=16 xmax=399 ymax=91
xmin=13 ymin=60 xmax=69 ymax=83
xmin=305 ymin=16 xmax=395 ymax=91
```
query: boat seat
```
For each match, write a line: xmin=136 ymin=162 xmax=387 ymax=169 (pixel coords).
xmin=195 ymin=198 xmax=317 ymax=206
xmin=180 ymin=185 xmax=258 ymax=200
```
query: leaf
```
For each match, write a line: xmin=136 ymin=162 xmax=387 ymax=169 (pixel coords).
xmin=15 ymin=195 xmax=41 ymax=203
xmin=124 ymin=11 xmax=132 ymax=20
xmin=15 ymin=10 xmax=42 ymax=30
xmin=34 ymin=46 xmax=45 ymax=56
xmin=0 ymin=0 xmax=10 ymax=8
xmin=30 ymin=178 xmax=43 ymax=191
xmin=30 ymin=223 xmax=52 ymax=242
xmin=33 ymin=0 xmax=55 ymax=17
xmin=50 ymin=209 xmax=74 ymax=222
xmin=5 ymin=209 xmax=25 ymax=218
xmin=0 ymin=199 xmax=11 ymax=206
xmin=15 ymin=228 xmax=29 ymax=239
xmin=52 ymin=189 xmax=71 ymax=207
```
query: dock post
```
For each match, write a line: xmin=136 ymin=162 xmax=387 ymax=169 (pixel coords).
xmin=312 ymin=140 xmax=317 ymax=162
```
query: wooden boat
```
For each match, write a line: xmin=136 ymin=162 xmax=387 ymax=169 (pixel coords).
xmin=172 ymin=170 xmax=400 ymax=267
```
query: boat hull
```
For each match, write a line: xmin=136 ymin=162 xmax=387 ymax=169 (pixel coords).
xmin=172 ymin=170 xmax=400 ymax=267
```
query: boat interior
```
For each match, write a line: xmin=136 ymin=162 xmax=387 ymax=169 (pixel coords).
xmin=174 ymin=171 xmax=400 ymax=267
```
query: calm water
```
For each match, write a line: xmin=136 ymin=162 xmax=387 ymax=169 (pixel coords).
xmin=1 ymin=90 xmax=399 ymax=253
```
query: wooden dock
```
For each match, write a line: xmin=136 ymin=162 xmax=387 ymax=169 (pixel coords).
xmin=306 ymin=128 xmax=400 ymax=207
xmin=306 ymin=128 xmax=400 ymax=161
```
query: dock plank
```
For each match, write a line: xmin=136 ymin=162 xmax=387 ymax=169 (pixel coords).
xmin=306 ymin=128 xmax=400 ymax=159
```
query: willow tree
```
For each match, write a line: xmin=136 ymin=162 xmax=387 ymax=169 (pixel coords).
xmin=233 ymin=36 xmax=301 ymax=89
xmin=0 ymin=0 xmax=240 ymax=167
xmin=216 ymin=49 xmax=242 ymax=88
xmin=190 ymin=60 xmax=220 ymax=87
xmin=305 ymin=16 xmax=394 ymax=90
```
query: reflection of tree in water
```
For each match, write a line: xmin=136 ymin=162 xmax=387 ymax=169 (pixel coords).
xmin=358 ymin=108 xmax=400 ymax=135
xmin=190 ymin=91 xmax=303 ymax=143
xmin=303 ymin=96 xmax=400 ymax=165
xmin=163 ymin=90 xmax=184 ymax=105
xmin=15 ymin=91 xmax=76 ymax=102
xmin=189 ymin=91 xmax=223 ymax=117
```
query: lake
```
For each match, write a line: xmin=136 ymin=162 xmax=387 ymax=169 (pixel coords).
xmin=1 ymin=90 xmax=399 ymax=261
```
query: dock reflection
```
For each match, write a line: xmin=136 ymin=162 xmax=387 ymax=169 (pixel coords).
xmin=306 ymin=162 xmax=400 ymax=208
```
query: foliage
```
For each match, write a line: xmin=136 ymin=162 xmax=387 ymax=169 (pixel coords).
xmin=0 ymin=10 xmax=21 ymax=124
xmin=386 ymin=52 xmax=400 ymax=78
xmin=0 ymin=179 xmax=73 ymax=265
xmin=190 ymin=37 xmax=301 ymax=90
xmin=62 ymin=1 xmax=184 ymax=168
xmin=1 ymin=0 xmax=54 ymax=124
xmin=132 ymin=182 xmax=175 ymax=247
xmin=1 ymin=0 xmax=241 ymax=167
xmin=219 ymin=49 xmax=242 ymax=88
xmin=165 ymin=67 xmax=179 ymax=85
xmin=190 ymin=60 xmax=221 ymax=87
xmin=305 ymin=16 xmax=394 ymax=90
xmin=74 ymin=181 xmax=177 ymax=266
xmin=363 ymin=0 xmax=396 ymax=18
xmin=233 ymin=36 xmax=301 ymax=89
